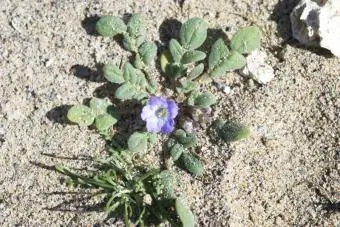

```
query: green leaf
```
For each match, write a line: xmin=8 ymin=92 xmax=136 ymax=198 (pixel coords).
xmin=170 ymin=143 xmax=185 ymax=161
xmin=94 ymin=113 xmax=118 ymax=132
xmin=123 ymin=63 xmax=137 ymax=84
xmin=188 ymin=63 xmax=204 ymax=80
xmin=67 ymin=105 xmax=95 ymax=126
xmin=89 ymin=97 xmax=111 ymax=116
xmin=175 ymin=197 xmax=195 ymax=227
xmin=180 ymin=18 xmax=207 ymax=50
xmin=103 ymin=64 xmax=124 ymax=84
xmin=210 ymin=51 xmax=246 ymax=77
xmin=169 ymin=39 xmax=184 ymax=63
xmin=214 ymin=120 xmax=251 ymax=142
xmin=189 ymin=92 xmax=216 ymax=108
xmin=147 ymin=133 xmax=158 ymax=144
xmin=138 ymin=41 xmax=157 ymax=65
xmin=173 ymin=129 xmax=197 ymax=148
xmin=127 ymin=14 xmax=145 ymax=39
xmin=208 ymin=38 xmax=229 ymax=71
xmin=96 ymin=16 xmax=127 ymax=37
xmin=160 ymin=50 xmax=172 ymax=74
xmin=122 ymin=34 xmax=137 ymax=52
xmin=154 ymin=170 xmax=176 ymax=201
xmin=176 ymin=80 xmax=198 ymax=94
xmin=181 ymin=50 xmax=206 ymax=64
xmin=178 ymin=152 xmax=203 ymax=175
xmin=115 ymin=83 xmax=136 ymax=100
xmin=127 ymin=132 xmax=148 ymax=153
xmin=230 ymin=26 xmax=261 ymax=54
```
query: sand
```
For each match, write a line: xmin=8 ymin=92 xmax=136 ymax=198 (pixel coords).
xmin=0 ymin=0 xmax=339 ymax=226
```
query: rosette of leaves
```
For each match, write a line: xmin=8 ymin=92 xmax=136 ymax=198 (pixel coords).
xmin=67 ymin=97 xmax=120 ymax=137
xmin=103 ymin=62 xmax=156 ymax=101
xmin=161 ymin=18 xmax=208 ymax=83
xmin=96 ymin=14 xmax=157 ymax=70
xmin=213 ymin=119 xmax=250 ymax=142
xmin=167 ymin=129 xmax=203 ymax=175
xmin=208 ymin=26 xmax=261 ymax=77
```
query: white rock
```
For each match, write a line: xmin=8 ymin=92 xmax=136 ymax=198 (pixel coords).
xmin=240 ymin=49 xmax=275 ymax=84
xmin=290 ymin=0 xmax=340 ymax=57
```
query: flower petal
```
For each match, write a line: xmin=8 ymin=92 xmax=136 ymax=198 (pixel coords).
xmin=166 ymin=99 xmax=179 ymax=119
xmin=149 ymin=96 xmax=167 ymax=107
xmin=161 ymin=119 xmax=175 ymax=134
xmin=141 ymin=105 xmax=157 ymax=121
xmin=146 ymin=117 xmax=165 ymax=133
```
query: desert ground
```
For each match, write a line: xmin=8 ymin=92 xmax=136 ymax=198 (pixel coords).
xmin=0 ymin=0 xmax=339 ymax=226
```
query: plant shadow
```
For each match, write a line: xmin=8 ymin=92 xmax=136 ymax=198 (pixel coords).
xmin=158 ymin=18 xmax=182 ymax=45
xmin=70 ymin=64 xmax=106 ymax=82
xmin=269 ymin=0 xmax=333 ymax=58
xmin=46 ymin=105 xmax=73 ymax=124
xmin=81 ymin=15 xmax=101 ymax=36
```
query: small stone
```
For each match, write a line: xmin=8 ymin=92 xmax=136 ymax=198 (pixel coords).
xmin=240 ymin=49 xmax=275 ymax=84
xmin=222 ymin=85 xmax=231 ymax=94
xmin=290 ymin=0 xmax=340 ymax=57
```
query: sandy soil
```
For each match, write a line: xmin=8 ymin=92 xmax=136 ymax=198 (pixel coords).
xmin=0 ymin=0 xmax=339 ymax=226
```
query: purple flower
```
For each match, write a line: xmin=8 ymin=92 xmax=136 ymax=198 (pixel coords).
xmin=141 ymin=96 xmax=179 ymax=134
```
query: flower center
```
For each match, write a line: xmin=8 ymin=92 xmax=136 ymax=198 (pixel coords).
xmin=156 ymin=107 xmax=168 ymax=118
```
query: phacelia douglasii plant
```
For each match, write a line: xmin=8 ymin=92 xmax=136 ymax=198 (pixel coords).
xmin=57 ymin=14 xmax=260 ymax=226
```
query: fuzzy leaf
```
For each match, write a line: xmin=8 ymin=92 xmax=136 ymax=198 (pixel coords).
xmin=115 ymin=83 xmax=136 ymax=100
xmin=67 ymin=105 xmax=95 ymax=126
xmin=127 ymin=132 xmax=148 ymax=153
xmin=189 ymin=92 xmax=216 ymax=108
xmin=138 ymin=41 xmax=157 ymax=65
xmin=123 ymin=63 xmax=137 ymax=84
xmin=96 ymin=16 xmax=127 ymax=37
xmin=123 ymin=34 xmax=137 ymax=52
xmin=180 ymin=18 xmax=207 ymax=50
xmin=173 ymin=129 xmax=197 ymax=148
xmin=94 ymin=113 xmax=118 ymax=132
xmin=127 ymin=14 xmax=145 ymax=46
xmin=210 ymin=51 xmax=246 ymax=77
xmin=153 ymin=170 xmax=176 ymax=202
xmin=214 ymin=120 xmax=250 ymax=142
xmin=188 ymin=63 xmax=204 ymax=80
xmin=169 ymin=39 xmax=184 ymax=63
xmin=175 ymin=197 xmax=195 ymax=227
xmin=170 ymin=143 xmax=185 ymax=161
xmin=103 ymin=64 xmax=124 ymax=84
xmin=208 ymin=38 xmax=229 ymax=71
xmin=181 ymin=50 xmax=206 ymax=64
xmin=178 ymin=152 xmax=203 ymax=175
xmin=89 ymin=97 xmax=111 ymax=116
xmin=176 ymin=80 xmax=198 ymax=94
xmin=230 ymin=26 xmax=261 ymax=54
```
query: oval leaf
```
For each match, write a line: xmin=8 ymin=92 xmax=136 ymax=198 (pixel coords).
xmin=138 ymin=41 xmax=157 ymax=65
xmin=115 ymin=83 xmax=136 ymax=100
xmin=178 ymin=152 xmax=203 ymax=175
xmin=103 ymin=64 xmax=124 ymax=84
xmin=210 ymin=51 xmax=246 ymax=77
xmin=127 ymin=14 xmax=145 ymax=39
xmin=175 ymin=197 xmax=196 ymax=227
xmin=180 ymin=18 xmax=207 ymax=50
xmin=170 ymin=143 xmax=185 ymax=161
xmin=169 ymin=39 xmax=184 ymax=63
xmin=96 ymin=16 xmax=127 ymax=37
xmin=190 ymin=92 xmax=216 ymax=108
xmin=208 ymin=38 xmax=229 ymax=71
xmin=67 ymin=105 xmax=95 ymax=126
xmin=230 ymin=26 xmax=261 ymax=54
xmin=215 ymin=121 xmax=251 ymax=142
xmin=188 ymin=63 xmax=204 ymax=80
xmin=89 ymin=97 xmax=111 ymax=116
xmin=128 ymin=132 xmax=148 ymax=153
xmin=181 ymin=50 xmax=206 ymax=64
xmin=94 ymin=113 xmax=118 ymax=132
